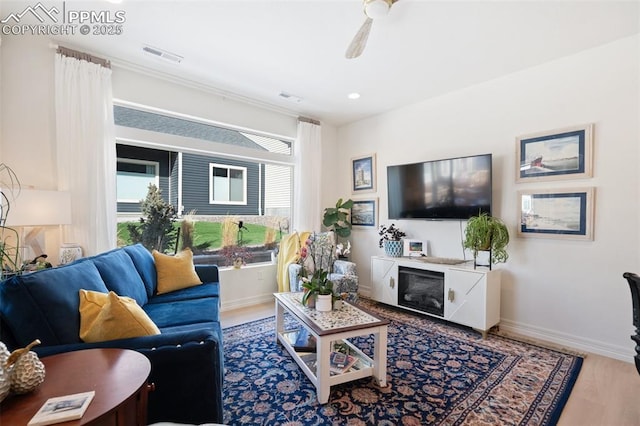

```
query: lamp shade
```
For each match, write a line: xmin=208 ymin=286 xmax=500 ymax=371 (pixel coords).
xmin=4 ymin=189 xmax=72 ymax=227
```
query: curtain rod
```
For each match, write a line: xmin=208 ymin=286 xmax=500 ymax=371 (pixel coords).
xmin=298 ymin=116 xmax=321 ymax=126
xmin=56 ymin=45 xmax=111 ymax=69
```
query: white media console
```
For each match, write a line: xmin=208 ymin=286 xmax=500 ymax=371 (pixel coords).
xmin=370 ymin=256 xmax=501 ymax=337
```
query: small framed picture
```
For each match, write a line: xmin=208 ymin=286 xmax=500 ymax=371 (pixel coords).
xmin=403 ymin=239 xmax=428 ymax=257
xmin=351 ymin=199 xmax=377 ymax=227
xmin=351 ymin=154 xmax=376 ymax=193
xmin=517 ymin=187 xmax=595 ymax=240
xmin=516 ymin=124 xmax=593 ymax=182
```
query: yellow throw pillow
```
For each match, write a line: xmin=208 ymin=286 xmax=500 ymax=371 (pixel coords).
xmin=79 ymin=290 xmax=160 ymax=343
xmin=153 ymin=248 xmax=203 ymax=295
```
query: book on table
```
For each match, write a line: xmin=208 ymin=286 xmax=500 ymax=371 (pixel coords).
xmin=330 ymin=351 xmax=358 ymax=374
xmin=27 ymin=391 xmax=95 ymax=426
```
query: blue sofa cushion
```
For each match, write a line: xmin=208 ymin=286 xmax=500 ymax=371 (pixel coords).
xmin=146 ymin=282 xmax=219 ymax=304
xmin=144 ymin=298 xmax=220 ymax=329
xmin=92 ymin=248 xmax=148 ymax=306
xmin=0 ymin=261 xmax=109 ymax=346
xmin=123 ymin=244 xmax=157 ymax=297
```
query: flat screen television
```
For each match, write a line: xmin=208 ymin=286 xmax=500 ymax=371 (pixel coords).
xmin=387 ymin=153 xmax=492 ymax=220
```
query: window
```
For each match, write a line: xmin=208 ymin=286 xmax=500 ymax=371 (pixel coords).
xmin=116 ymin=159 xmax=159 ymax=202
xmin=210 ymin=164 xmax=247 ymax=204
xmin=114 ymin=104 xmax=295 ymax=267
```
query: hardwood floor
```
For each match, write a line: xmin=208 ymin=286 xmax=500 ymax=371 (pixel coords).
xmin=220 ymin=302 xmax=640 ymax=425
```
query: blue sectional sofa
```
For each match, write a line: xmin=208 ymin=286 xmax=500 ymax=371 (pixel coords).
xmin=0 ymin=244 xmax=224 ymax=424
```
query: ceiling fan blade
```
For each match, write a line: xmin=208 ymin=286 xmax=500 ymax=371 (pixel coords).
xmin=345 ymin=17 xmax=373 ymax=59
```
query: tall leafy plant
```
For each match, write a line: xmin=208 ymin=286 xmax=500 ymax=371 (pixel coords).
xmin=322 ymin=198 xmax=354 ymax=238
xmin=127 ymin=184 xmax=177 ymax=253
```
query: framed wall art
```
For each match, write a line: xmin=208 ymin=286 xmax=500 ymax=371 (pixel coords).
xmin=517 ymin=187 xmax=595 ymax=240
xmin=351 ymin=154 xmax=376 ymax=193
xmin=351 ymin=199 xmax=377 ymax=227
xmin=516 ymin=123 xmax=593 ymax=182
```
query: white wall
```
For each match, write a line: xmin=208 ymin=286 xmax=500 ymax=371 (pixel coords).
xmin=333 ymin=35 xmax=640 ymax=361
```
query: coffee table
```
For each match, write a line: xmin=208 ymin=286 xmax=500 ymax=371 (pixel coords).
xmin=274 ymin=292 xmax=389 ymax=404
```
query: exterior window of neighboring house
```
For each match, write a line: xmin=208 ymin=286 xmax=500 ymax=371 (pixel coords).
xmin=114 ymin=104 xmax=294 ymax=267
xmin=116 ymin=159 xmax=159 ymax=202
xmin=209 ymin=164 xmax=247 ymax=204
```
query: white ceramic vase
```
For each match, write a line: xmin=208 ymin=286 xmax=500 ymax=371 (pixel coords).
xmin=316 ymin=294 xmax=333 ymax=312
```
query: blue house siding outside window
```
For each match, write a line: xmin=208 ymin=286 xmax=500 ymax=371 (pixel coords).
xmin=113 ymin=103 xmax=293 ymax=265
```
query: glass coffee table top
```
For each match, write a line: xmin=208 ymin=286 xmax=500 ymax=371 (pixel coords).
xmin=276 ymin=292 xmax=381 ymax=331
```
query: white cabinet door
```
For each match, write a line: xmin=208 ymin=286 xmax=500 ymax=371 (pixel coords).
xmin=371 ymin=257 xmax=398 ymax=306
xmin=444 ymin=269 xmax=487 ymax=329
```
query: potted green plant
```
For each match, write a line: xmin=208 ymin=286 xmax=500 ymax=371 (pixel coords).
xmin=463 ymin=212 xmax=509 ymax=268
xmin=322 ymin=198 xmax=354 ymax=239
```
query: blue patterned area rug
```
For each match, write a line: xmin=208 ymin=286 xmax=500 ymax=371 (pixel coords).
xmin=222 ymin=299 xmax=582 ymax=425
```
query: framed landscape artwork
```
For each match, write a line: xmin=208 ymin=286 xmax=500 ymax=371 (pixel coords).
xmin=351 ymin=199 xmax=377 ymax=227
xmin=517 ymin=187 xmax=595 ymax=240
xmin=351 ymin=154 xmax=376 ymax=193
xmin=516 ymin=123 xmax=593 ymax=182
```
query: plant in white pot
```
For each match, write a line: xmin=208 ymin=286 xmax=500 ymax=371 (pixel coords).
xmin=378 ymin=224 xmax=406 ymax=257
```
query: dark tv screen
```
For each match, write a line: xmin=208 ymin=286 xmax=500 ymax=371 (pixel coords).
xmin=387 ymin=154 xmax=492 ymax=220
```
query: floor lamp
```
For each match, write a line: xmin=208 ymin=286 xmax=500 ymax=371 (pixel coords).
xmin=4 ymin=189 xmax=72 ymax=266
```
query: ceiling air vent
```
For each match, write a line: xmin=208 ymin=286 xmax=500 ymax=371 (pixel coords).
xmin=142 ymin=45 xmax=183 ymax=64
xmin=278 ymin=92 xmax=303 ymax=103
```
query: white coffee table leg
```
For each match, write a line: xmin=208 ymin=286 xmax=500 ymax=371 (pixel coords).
xmin=373 ymin=326 xmax=388 ymax=387
xmin=316 ymin=337 xmax=331 ymax=404
xmin=275 ymin=300 xmax=284 ymax=344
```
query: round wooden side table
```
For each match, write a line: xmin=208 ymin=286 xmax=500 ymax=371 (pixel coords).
xmin=0 ymin=348 xmax=152 ymax=425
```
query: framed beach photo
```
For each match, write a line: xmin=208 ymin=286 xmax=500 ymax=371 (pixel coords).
xmin=517 ymin=187 xmax=595 ymax=240
xmin=351 ymin=199 xmax=377 ymax=227
xmin=516 ymin=124 xmax=593 ymax=182
xmin=351 ymin=154 xmax=376 ymax=193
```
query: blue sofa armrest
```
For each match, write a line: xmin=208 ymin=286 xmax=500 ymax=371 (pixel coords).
xmin=195 ymin=264 xmax=219 ymax=283
xmin=34 ymin=329 xmax=224 ymax=425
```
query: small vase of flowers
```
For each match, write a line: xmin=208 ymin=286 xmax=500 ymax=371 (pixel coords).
xmin=378 ymin=224 xmax=406 ymax=257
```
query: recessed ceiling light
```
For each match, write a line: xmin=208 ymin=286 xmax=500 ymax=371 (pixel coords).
xmin=348 ymin=93 xmax=361 ymax=100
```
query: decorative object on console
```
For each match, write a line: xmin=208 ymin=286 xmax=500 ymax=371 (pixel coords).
xmin=463 ymin=213 xmax=509 ymax=269
xmin=517 ymin=187 xmax=595 ymax=241
xmin=516 ymin=123 xmax=593 ymax=183
xmin=59 ymin=243 xmax=82 ymax=265
xmin=378 ymin=223 xmax=406 ymax=257
xmin=351 ymin=154 xmax=376 ymax=193
xmin=403 ymin=239 xmax=427 ymax=257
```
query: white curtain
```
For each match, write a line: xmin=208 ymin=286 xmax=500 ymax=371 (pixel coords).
xmin=54 ymin=54 xmax=117 ymax=256
xmin=293 ymin=120 xmax=322 ymax=232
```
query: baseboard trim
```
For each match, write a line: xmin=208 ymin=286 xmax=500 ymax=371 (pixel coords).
xmin=499 ymin=318 xmax=634 ymax=363
xmin=221 ymin=294 xmax=274 ymax=312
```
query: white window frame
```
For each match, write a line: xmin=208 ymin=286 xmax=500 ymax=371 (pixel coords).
xmin=116 ymin=158 xmax=160 ymax=203
xmin=209 ymin=163 xmax=248 ymax=205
